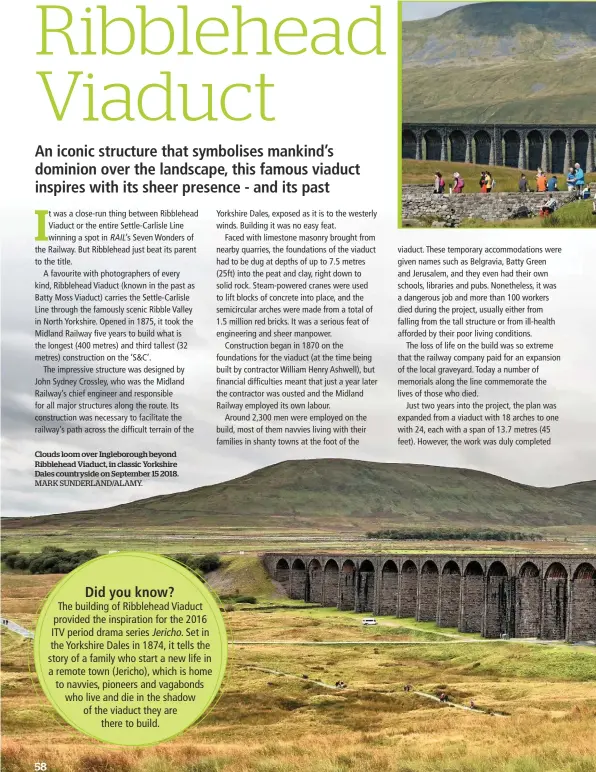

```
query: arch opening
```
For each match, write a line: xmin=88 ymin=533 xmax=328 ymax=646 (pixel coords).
xmin=290 ymin=558 xmax=307 ymax=601
xmin=417 ymin=560 xmax=439 ymax=622
xmin=307 ymin=558 xmax=323 ymax=604
xmin=488 ymin=561 xmax=508 ymax=577
xmin=543 ymin=563 xmax=568 ymax=640
xmin=402 ymin=129 xmax=416 ymax=160
xmin=399 ymin=560 xmax=418 ymax=618
xmin=474 ymin=130 xmax=491 ymax=166
xmin=449 ymin=130 xmax=467 ymax=163
xmin=357 ymin=560 xmax=375 ymax=613
xmin=438 ymin=561 xmax=461 ymax=627
xmin=424 ymin=129 xmax=442 ymax=162
xmin=323 ymin=559 xmax=339 ymax=608
xmin=550 ymin=130 xmax=567 ymax=174
xmin=339 ymin=559 xmax=356 ymax=611
xmin=485 ymin=561 xmax=510 ymax=638
xmin=380 ymin=560 xmax=398 ymax=616
xmin=527 ymin=130 xmax=544 ymax=171
xmin=516 ymin=562 xmax=541 ymax=638
xmin=570 ymin=563 xmax=596 ymax=642
xmin=460 ymin=561 xmax=484 ymax=633
xmin=573 ymin=130 xmax=589 ymax=172
xmin=275 ymin=558 xmax=290 ymax=589
xmin=503 ymin=129 xmax=520 ymax=168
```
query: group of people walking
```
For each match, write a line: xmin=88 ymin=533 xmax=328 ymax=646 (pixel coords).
xmin=430 ymin=161 xmax=594 ymax=218
xmin=432 ymin=162 xmax=590 ymax=198
xmin=433 ymin=170 xmax=496 ymax=194
xmin=433 ymin=171 xmax=465 ymax=194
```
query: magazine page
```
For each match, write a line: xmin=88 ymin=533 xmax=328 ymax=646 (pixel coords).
xmin=1 ymin=1 xmax=595 ymax=771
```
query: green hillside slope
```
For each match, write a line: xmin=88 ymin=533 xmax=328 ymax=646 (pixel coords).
xmin=402 ymin=2 xmax=596 ymax=123
xmin=3 ymin=459 xmax=595 ymax=529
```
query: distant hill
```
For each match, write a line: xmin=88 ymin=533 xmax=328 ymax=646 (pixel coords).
xmin=402 ymin=2 xmax=596 ymax=123
xmin=3 ymin=459 xmax=595 ymax=530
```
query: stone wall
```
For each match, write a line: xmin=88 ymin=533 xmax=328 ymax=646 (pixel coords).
xmin=402 ymin=186 xmax=580 ymax=226
xmin=263 ymin=553 xmax=596 ymax=642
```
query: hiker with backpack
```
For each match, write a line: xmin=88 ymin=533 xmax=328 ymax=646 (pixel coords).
xmin=453 ymin=172 xmax=465 ymax=193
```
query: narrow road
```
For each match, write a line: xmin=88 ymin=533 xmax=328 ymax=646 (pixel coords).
xmin=243 ymin=665 xmax=507 ymax=716
xmin=0 ymin=618 xmax=34 ymax=639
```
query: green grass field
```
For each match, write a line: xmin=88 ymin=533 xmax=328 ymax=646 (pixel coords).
xmin=2 ymin=527 xmax=595 ymax=560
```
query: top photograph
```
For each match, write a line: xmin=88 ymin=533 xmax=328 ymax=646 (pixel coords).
xmin=399 ymin=0 xmax=596 ymax=228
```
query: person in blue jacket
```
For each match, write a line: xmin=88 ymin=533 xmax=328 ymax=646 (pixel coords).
xmin=547 ymin=175 xmax=558 ymax=192
xmin=566 ymin=167 xmax=576 ymax=191
xmin=574 ymin=163 xmax=585 ymax=190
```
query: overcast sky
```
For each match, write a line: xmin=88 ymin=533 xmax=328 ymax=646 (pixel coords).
xmin=402 ymin=2 xmax=470 ymax=21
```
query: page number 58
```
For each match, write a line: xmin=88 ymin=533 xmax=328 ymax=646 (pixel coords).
xmin=35 ymin=764 xmax=47 ymax=771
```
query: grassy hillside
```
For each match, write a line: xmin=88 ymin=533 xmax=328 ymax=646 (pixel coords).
xmin=402 ymin=2 xmax=596 ymax=123
xmin=207 ymin=555 xmax=280 ymax=600
xmin=3 ymin=459 xmax=596 ymax=530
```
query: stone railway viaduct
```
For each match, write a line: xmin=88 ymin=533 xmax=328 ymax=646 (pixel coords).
xmin=263 ymin=553 xmax=596 ymax=643
xmin=402 ymin=123 xmax=596 ymax=173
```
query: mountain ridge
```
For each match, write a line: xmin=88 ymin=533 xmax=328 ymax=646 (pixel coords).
xmin=4 ymin=459 xmax=595 ymax=529
xmin=402 ymin=2 xmax=596 ymax=123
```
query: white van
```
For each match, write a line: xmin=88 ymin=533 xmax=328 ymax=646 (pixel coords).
xmin=362 ymin=618 xmax=377 ymax=626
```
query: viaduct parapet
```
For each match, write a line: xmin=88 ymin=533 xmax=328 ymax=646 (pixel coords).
xmin=402 ymin=123 xmax=596 ymax=173
xmin=263 ymin=553 xmax=596 ymax=643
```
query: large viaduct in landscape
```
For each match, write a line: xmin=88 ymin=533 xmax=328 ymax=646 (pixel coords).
xmin=402 ymin=123 xmax=596 ymax=173
xmin=263 ymin=553 xmax=596 ymax=643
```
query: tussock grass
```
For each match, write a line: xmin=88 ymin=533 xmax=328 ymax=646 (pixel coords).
xmin=3 ymin=573 xmax=596 ymax=772
xmin=460 ymin=200 xmax=596 ymax=228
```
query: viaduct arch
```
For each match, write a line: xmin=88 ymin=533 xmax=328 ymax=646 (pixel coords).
xmin=264 ymin=553 xmax=596 ymax=643
xmin=402 ymin=123 xmax=596 ymax=172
